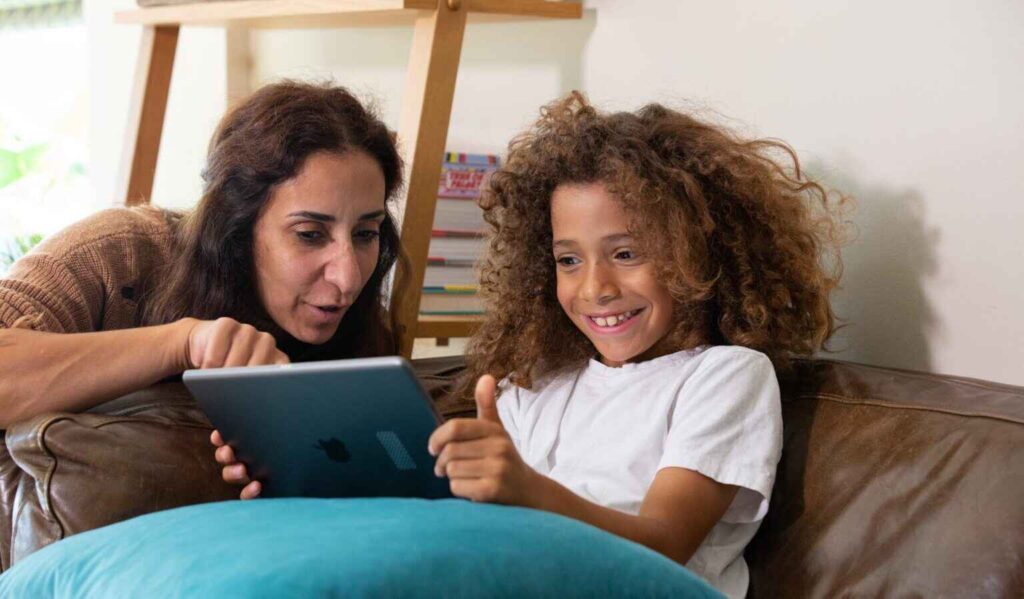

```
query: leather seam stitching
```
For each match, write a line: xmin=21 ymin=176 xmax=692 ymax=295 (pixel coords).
xmin=798 ymin=392 xmax=1024 ymax=425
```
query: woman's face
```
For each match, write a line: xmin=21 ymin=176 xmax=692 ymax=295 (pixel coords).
xmin=253 ymin=150 xmax=387 ymax=345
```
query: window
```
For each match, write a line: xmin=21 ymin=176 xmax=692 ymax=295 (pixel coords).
xmin=0 ymin=0 xmax=90 ymax=274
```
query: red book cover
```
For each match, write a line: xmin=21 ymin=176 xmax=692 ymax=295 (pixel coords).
xmin=437 ymin=152 xmax=500 ymax=199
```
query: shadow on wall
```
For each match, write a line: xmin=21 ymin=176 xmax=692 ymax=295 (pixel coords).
xmin=808 ymin=160 xmax=940 ymax=373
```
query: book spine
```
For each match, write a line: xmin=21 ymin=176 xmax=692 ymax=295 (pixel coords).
xmin=444 ymin=152 xmax=500 ymax=166
xmin=422 ymin=285 xmax=478 ymax=294
xmin=427 ymin=257 xmax=476 ymax=267
xmin=431 ymin=229 xmax=484 ymax=239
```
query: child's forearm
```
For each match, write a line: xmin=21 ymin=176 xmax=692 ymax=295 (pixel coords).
xmin=524 ymin=473 xmax=695 ymax=565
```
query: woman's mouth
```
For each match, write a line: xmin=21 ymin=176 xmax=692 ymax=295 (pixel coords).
xmin=584 ymin=308 xmax=643 ymax=333
xmin=305 ymin=303 xmax=345 ymax=325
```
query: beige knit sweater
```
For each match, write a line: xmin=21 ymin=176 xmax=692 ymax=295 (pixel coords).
xmin=0 ymin=207 xmax=176 ymax=333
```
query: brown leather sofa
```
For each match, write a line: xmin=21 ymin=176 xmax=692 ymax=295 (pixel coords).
xmin=0 ymin=356 xmax=1021 ymax=598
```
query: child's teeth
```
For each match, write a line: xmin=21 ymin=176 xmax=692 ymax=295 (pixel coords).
xmin=592 ymin=311 xmax=637 ymax=328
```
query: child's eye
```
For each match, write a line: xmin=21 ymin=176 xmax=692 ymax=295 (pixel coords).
xmin=555 ymin=255 xmax=580 ymax=267
xmin=354 ymin=229 xmax=381 ymax=244
xmin=614 ymin=249 xmax=640 ymax=261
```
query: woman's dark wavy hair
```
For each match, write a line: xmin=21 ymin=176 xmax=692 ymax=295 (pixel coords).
xmin=143 ymin=80 xmax=406 ymax=360
xmin=459 ymin=92 xmax=846 ymax=395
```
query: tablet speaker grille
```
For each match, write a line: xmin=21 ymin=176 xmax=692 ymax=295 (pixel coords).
xmin=376 ymin=431 xmax=416 ymax=471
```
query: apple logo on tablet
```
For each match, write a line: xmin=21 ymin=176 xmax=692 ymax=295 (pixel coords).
xmin=314 ymin=438 xmax=351 ymax=463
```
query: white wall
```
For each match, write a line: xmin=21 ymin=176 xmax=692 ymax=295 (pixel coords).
xmin=87 ymin=0 xmax=1024 ymax=385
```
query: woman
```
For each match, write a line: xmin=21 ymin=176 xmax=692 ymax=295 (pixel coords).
xmin=0 ymin=81 xmax=406 ymax=429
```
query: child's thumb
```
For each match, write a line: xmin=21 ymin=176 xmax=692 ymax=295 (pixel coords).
xmin=474 ymin=375 xmax=501 ymax=425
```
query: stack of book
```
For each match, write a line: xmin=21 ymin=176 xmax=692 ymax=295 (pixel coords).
xmin=419 ymin=152 xmax=498 ymax=316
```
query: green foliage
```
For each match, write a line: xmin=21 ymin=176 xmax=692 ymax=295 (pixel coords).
xmin=0 ymin=234 xmax=43 ymax=271
xmin=0 ymin=143 xmax=48 ymax=189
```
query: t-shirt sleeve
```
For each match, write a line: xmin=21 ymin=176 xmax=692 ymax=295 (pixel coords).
xmin=657 ymin=349 xmax=782 ymax=524
xmin=496 ymin=378 xmax=523 ymax=455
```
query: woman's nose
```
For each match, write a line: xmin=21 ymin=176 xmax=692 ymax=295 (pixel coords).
xmin=579 ymin=262 xmax=619 ymax=304
xmin=323 ymin=243 xmax=363 ymax=296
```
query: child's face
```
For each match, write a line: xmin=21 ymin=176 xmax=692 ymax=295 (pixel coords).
xmin=551 ymin=182 xmax=675 ymax=367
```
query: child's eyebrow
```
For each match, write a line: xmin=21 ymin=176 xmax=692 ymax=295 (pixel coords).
xmin=601 ymin=233 xmax=633 ymax=244
xmin=552 ymin=233 xmax=633 ymax=249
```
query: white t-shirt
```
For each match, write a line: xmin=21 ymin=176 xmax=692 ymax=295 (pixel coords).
xmin=497 ymin=345 xmax=782 ymax=599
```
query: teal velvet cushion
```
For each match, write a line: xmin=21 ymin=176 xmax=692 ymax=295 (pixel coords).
xmin=0 ymin=498 xmax=723 ymax=598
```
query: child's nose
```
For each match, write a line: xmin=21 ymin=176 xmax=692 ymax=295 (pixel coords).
xmin=580 ymin=262 xmax=620 ymax=304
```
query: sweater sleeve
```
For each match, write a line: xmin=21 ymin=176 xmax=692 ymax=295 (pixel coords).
xmin=0 ymin=207 xmax=173 ymax=333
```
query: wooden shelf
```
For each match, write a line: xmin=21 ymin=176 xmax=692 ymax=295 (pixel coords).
xmin=416 ymin=314 xmax=482 ymax=339
xmin=115 ymin=0 xmax=581 ymax=355
xmin=116 ymin=0 xmax=582 ymax=28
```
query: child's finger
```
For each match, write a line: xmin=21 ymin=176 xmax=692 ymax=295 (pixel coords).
xmin=434 ymin=437 xmax=499 ymax=477
xmin=240 ymin=480 xmax=261 ymax=500
xmin=428 ymin=418 xmax=501 ymax=456
xmin=443 ymin=457 xmax=494 ymax=479
xmin=474 ymin=375 xmax=501 ymax=425
xmin=222 ymin=463 xmax=251 ymax=485
xmin=214 ymin=443 xmax=236 ymax=465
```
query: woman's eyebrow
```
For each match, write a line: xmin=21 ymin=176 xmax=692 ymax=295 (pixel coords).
xmin=287 ymin=210 xmax=333 ymax=222
xmin=286 ymin=210 xmax=386 ymax=222
xmin=358 ymin=210 xmax=387 ymax=222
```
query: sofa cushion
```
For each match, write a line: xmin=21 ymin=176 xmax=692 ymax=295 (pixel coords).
xmin=746 ymin=359 xmax=1024 ymax=599
xmin=0 ymin=356 xmax=475 ymax=571
xmin=0 ymin=498 xmax=723 ymax=598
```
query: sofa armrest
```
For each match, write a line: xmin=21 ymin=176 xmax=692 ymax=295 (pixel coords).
xmin=1 ymin=382 xmax=237 ymax=568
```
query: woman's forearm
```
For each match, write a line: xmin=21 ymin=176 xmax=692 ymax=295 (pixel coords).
xmin=0 ymin=319 xmax=194 ymax=427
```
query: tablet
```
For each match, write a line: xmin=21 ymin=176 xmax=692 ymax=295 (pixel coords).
xmin=183 ymin=356 xmax=452 ymax=499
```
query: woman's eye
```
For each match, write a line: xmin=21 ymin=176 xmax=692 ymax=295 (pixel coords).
xmin=355 ymin=229 xmax=381 ymax=244
xmin=296 ymin=230 xmax=324 ymax=243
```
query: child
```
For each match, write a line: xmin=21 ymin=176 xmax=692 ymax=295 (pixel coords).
xmin=427 ymin=92 xmax=842 ymax=599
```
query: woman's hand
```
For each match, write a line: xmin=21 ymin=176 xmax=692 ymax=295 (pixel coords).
xmin=184 ymin=317 xmax=290 ymax=369
xmin=211 ymin=429 xmax=262 ymax=499
xmin=428 ymin=375 xmax=541 ymax=506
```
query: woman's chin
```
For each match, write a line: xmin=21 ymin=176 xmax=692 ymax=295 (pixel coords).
xmin=288 ymin=323 xmax=340 ymax=346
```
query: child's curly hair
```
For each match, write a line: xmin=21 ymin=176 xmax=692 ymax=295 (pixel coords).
xmin=460 ymin=92 xmax=845 ymax=395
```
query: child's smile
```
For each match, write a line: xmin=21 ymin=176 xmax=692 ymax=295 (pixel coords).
xmin=550 ymin=182 xmax=675 ymax=367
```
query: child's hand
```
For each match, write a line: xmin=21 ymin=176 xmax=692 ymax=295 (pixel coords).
xmin=428 ymin=375 xmax=539 ymax=506
xmin=210 ymin=429 xmax=262 ymax=499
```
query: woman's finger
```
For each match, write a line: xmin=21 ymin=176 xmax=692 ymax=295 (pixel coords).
xmin=248 ymin=333 xmax=281 ymax=366
xmin=210 ymin=429 xmax=224 ymax=447
xmin=200 ymin=319 xmax=236 ymax=369
xmin=223 ymin=324 xmax=259 ymax=367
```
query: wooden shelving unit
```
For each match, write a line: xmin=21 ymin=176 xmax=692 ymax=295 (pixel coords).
xmin=114 ymin=0 xmax=582 ymax=357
